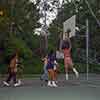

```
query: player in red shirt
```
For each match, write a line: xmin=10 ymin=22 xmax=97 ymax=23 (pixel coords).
xmin=62 ymin=29 xmax=79 ymax=80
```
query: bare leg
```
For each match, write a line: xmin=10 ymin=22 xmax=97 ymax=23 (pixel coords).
xmin=52 ymin=70 xmax=57 ymax=87
xmin=54 ymin=70 xmax=57 ymax=81
xmin=48 ymin=69 xmax=53 ymax=87
xmin=69 ymin=64 xmax=79 ymax=79
xmin=48 ymin=69 xmax=57 ymax=87
xmin=64 ymin=64 xmax=69 ymax=80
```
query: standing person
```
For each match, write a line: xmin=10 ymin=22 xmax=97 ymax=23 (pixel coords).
xmin=47 ymin=50 xmax=58 ymax=87
xmin=3 ymin=50 xmax=21 ymax=87
xmin=54 ymin=60 xmax=59 ymax=83
xmin=17 ymin=59 xmax=24 ymax=85
xmin=62 ymin=29 xmax=79 ymax=80
xmin=40 ymin=55 xmax=48 ymax=81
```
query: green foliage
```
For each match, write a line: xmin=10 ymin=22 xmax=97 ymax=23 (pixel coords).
xmin=0 ymin=0 xmax=42 ymax=74
xmin=0 ymin=0 xmax=100 ymax=74
xmin=0 ymin=34 xmax=43 ymax=74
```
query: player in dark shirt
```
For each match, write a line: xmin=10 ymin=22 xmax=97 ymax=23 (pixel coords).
xmin=47 ymin=50 xmax=58 ymax=87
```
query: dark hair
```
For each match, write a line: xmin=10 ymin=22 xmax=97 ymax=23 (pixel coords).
xmin=5 ymin=53 xmax=16 ymax=64
xmin=10 ymin=53 xmax=17 ymax=60
xmin=66 ymin=29 xmax=71 ymax=33
xmin=49 ymin=49 xmax=54 ymax=55
xmin=62 ymin=40 xmax=70 ymax=49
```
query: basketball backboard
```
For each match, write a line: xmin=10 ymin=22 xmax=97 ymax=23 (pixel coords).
xmin=63 ymin=15 xmax=76 ymax=39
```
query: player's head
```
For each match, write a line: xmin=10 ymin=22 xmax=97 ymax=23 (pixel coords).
xmin=49 ymin=49 xmax=54 ymax=54
xmin=67 ymin=28 xmax=71 ymax=33
xmin=65 ymin=29 xmax=71 ymax=38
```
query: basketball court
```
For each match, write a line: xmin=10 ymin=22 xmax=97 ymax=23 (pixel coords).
xmin=0 ymin=1 xmax=100 ymax=100
xmin=0 ymin=74 xmax=100 ymax=100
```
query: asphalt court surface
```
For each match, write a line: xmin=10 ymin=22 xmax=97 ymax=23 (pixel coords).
xmin=0 ymin=74 xmax=100 ymax=100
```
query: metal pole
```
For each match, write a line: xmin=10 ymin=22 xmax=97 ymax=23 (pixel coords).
xmin=86 ymin=19 xmax=89 ymax=80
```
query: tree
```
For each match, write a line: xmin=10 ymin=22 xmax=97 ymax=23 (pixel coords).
xmin=0 ymin=0 xmax=41 ymax=50
xmin=48 ymin=0 xmax=100 ymax=64
xmin=0 ymin=0 xmax=41 ymax=74
xmin=37 ymin=0 xmax=61 ymax=55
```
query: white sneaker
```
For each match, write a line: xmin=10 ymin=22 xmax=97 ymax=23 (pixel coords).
xmin=52 ymin=81 xmax=58 ymax=87
xmin=3 ymin=81 xmax=10 ymax=86
xmin=14 ymin=83 xmax=20 ymax=87
xmin=47 ymin=81 xmax=53 ymax=87
xmin=14 ymin=80 xmax=21 ymax=87
xmin=18 ymin=80 xmax=21 ymax=85
xmin=76 ymin=72 xmax=79 ymax=79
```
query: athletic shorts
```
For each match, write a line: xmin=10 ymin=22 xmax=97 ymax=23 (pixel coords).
xmin=46 ymin=63 xmax=54 ymax=70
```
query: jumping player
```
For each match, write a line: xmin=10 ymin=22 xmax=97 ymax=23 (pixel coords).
xmin=62 ymin=29 xmax=79 ymax=80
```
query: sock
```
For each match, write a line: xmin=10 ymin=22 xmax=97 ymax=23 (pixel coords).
xmin=65 ymin=73 xmax=68 ymax=80
xmin=73 ymin=68 xmax=79 ymax=78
